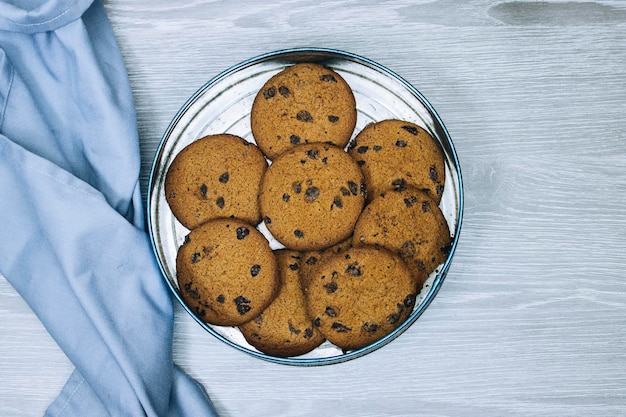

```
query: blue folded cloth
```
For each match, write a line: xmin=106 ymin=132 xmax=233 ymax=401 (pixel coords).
xmin=0 ymin=1 xmax=218 ymax=416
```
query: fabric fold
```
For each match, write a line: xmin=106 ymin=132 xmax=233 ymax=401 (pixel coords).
xmin=0 ymin=1 xmax=143 ymax=224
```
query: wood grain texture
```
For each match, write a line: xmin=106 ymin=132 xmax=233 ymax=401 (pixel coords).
xmin=2 ymin=0 xmax=626 ymax=416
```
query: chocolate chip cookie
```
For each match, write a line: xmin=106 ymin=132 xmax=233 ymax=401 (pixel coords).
xmin=251 ymin=62 xmax=357 ymax=160
xmin=239 ymin=249 xmax=325 ymax=357
xmin=177 ymin=218 xmax=279 ymax=326
xmin=259 ymin=142 xmax=366 ymax=251
xmin=304 ymin=246 xmax=417 ymax=351
xmin=165 ymin=134 xmax=268 ymax=229
xmin=348 ymin=119 xmax=445 ymax=203
xmin=352 ymin=186 xmax=452 ymax=289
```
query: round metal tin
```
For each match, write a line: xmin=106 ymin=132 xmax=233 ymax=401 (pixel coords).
xmin=148 ymin=47 xmax=463 ymax=365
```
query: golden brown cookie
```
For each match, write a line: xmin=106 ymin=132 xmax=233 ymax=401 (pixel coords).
xmin=304 ymin=246 xmax=417 ymax=351
xmin=352 ymin=186 xmax=452 ymax=289
xmin=348 ymin=119 xmax=445 ymax=203
xmin=239 ymin=249 xmax=325 ymax=357
xmin=165 ymin=134 xmax=268 ymax=229
xmin=176 ymin=218 xmax=279 ymax=326
xmin=251 ymin=62 xmax=357 ymax=160
xmin=299 ymin=237 xmax=353 ymax=291
xmin=259 ymin=143 xmax=366 ymax=251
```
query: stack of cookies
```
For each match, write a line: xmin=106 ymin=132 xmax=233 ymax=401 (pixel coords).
xmin=164 ymin=62 xmax=452 ymax=357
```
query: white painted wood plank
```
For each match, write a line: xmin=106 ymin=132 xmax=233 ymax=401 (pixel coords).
xmin=2 ymin=0 xmax=626 ymax=416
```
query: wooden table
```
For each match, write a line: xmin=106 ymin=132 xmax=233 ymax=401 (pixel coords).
xmin=2 ymin=1 xmax=626 ymax=415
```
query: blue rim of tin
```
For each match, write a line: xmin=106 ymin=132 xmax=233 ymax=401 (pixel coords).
xmin=147 ymin=47 xmax=464 ymax=366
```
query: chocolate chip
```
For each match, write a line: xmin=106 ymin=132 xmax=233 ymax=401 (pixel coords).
xmin=422 ymin=201 xmax=431 ymax=212
xmin=288 ymin=320 xmax=301 ymax=334
xmin=236 ymin=227 xmax=250 ymax=240
xmin=436 ymin=185 xmax=445 ymax=196
xmin=199 ymin=184 xmax=208 ymax=197
xmin=328 ymin=115 xmax=339 ymax=123
xmin=306 ymin=149 xmax=319 ymax=159
xmin=404 ymin=294 xmax=416 ymax=308
xmin=304 ymin=328 xmax=314 ymax=338
xmin=250 ymin=264 xmax=261 ymax=277
xmin=296 ymin=110 xmax=313 ymax=122
xmin=373 ymin=145 xmax=383 ymax=151
xmin=183 ymin=282 xmax=200 ymax=299
xmin=357 ymin=146 xmax=369 ymax=154
xmin=323 ymin=281 xmax=338 ymax=294
xmin=360 ymin=182 xmax=367 ymax=196
xmin=305 ymin=256 xmax=318 ymax=265
xmin=216 ymin=196 xmax=225 ymax=208
xmin=400 ymin=241 xmax=417 ymax=258
xmin=290 ymin=134 xmax=301 ymax=145
xmin=278 ymin=85 xmax=290 ymax=97
xmin=404 ymin=196 xmax=418 ymax=208
xmin=391 ymin=178 xmax=406 ymax=191
xmin=347 ymin=140 xmax=357 ymax=151
xmin=387 ymin=313 xmax=400 ymax=324
xmin=320 ymin=74 xmax=337 ymax=82
xmin=234 ymin=296 xmax=252 ymax=315
xmin=357 ymin=160 xmax=365 ymax=167
xmin=396 ymin=303 xmax=405 ymax=314
xmin=216 ymin=294 xmax=225 ymax=303
xmin=219 ymin=172 xmax=229 ymax=183
xmin=362 ymin=322 xmax=379 ymax=333
xmin=332 ymin=196 xmax=343 ymax=209
xmin=429 ymin=166 xmax=438 ymax=182
xmin=282 ymin=193 xmax=290 ymax=202
xmin=191 ymin=253 xmax=201 ymax=264
xmin=325 ymin=306 xmax=337 ymax=317
xmin=289 ymin=262 xmax=299 ymax=271
xmin=347 ymin=181 xmax=358 ymax=195
xmin=401 ymin=125 xmax=418 ymax=135
xmin=263 ymin=216 xmax=272 ymax=224
xmin=292 ymin=182 xmax=302 ymax=194
xmin=184 ymin=235 xmax=191 ymax=243
xmin=263 ymin=86 xmax=276 ymax=99
xmin=331 ymin=322 xmax=351 ymax=333
xmin=395 ymin=140 xmax=407 ymax=147
xmin=294 ymin=229 xmax=304 ymax=238
xmin=321 ymin=157 xmax=328 ymax=164
xmin=305 ymin=186 xmax=320 ymax=202
xmin=313 ymin=317 xmax=321 ymax=327
xmin=345 ymin=262 xmax=362 ymax=276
